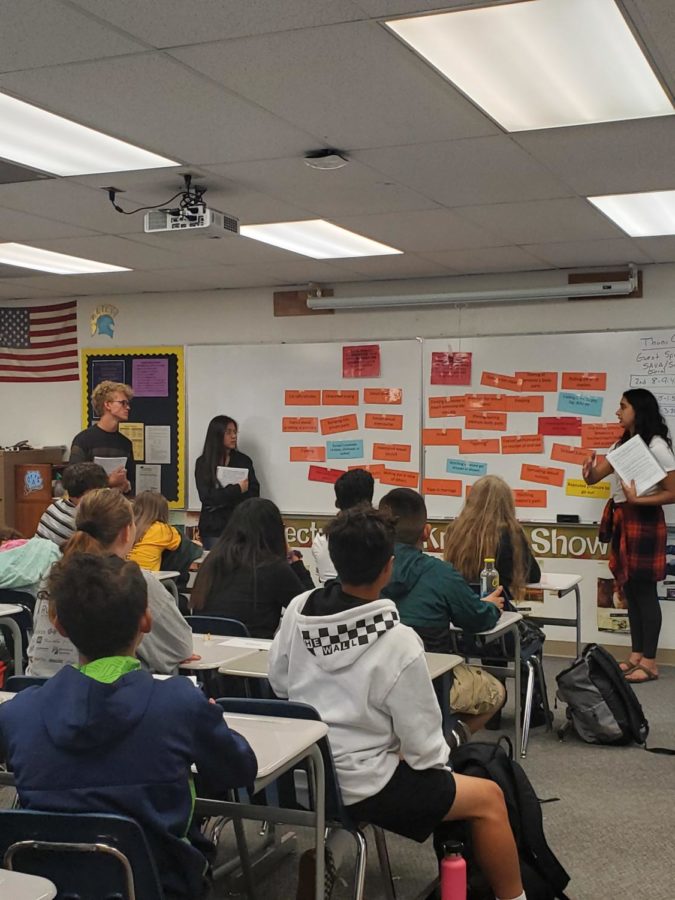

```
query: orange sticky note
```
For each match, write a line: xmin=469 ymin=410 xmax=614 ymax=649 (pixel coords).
xmin=422 ymin=478 xmax=462 ymax=497
xmin=363 ymin=388 xmax=402 ymax=404
xmin=550 ymin=443 xmax=590 ymax=465
xmin=372 ymin=442 xmax=412 ymax=462
xmin=285 ymin=390 xmax=321 ymax=406
xmin=562 ymin=372 xmax=607 ymax=391
xmin=481 ymin=371 xmax=522 ymax=392
xmin=464 ymin=394 xmax=506 ymax=411
xmin=501 ymin=434 xmax=544 ymax=454
xmin=348 ymin=464 xmax=386 ymax=479
xmin=580 ymin=423 xmax=623 ymax=448
xmin=322 ymin=389 xmax=359 ymax=406
xmin=423 ymin=428 xmax=462 ymax=446
xmin=379 ymin=468 xmax=420 ymax=488
xmin=504 ymin=395 xmax=545 ymax=413
xmin=515 ymin=372 xmax=558 ymax=392
xmin=290 ymin=446 xmax=325 ymax=462
xmin=459 ymin=438 xmax=500 ymax=454
xmin=429 ymin=395 xmax=466 ymax=418
xmin=282 ymin=417 xmax=318 ymax=433
xmin=520 ymin=463 xmax=565 ymax=487
xmin=365 ymin=413 xmax=403 ymax=430
xmin=513 ymin=489 xmax=548 ymax=508
xmin=465 ymin=411 xmax=508 ymax=431
xmin=320 ymin=414 xmax=358 ymax=435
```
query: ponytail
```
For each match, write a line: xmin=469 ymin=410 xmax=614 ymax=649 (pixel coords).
xmin=62 ymin=488 xmax=133 ymax=559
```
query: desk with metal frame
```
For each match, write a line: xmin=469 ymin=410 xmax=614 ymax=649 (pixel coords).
xmin=523 ymin=573 xmax=583 ymax=657
xmin=0 ymin=869 xmax=56 ymax=900
xmin=0 ymin=604 xmax=26 ymax=678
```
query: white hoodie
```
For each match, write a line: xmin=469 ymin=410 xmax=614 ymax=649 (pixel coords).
xmin=268 ymin=587 xmax=450 ymax=805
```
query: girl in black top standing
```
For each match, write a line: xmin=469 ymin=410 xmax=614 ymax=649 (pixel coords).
xmin=195 ymin=415 xmax=260 ymax=549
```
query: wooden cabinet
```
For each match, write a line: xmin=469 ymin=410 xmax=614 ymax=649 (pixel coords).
xmin=0 ymin=449 xmax=66 ymax=535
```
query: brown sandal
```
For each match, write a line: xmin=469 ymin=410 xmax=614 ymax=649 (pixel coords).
xmin=618 ymin=660 xmax=638 ymax=673
xmin=625 ymin=664 xmax=658 ymax=683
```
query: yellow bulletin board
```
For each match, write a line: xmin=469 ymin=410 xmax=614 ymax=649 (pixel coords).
xmin=80 ymin=346 xmax=185 ymax=508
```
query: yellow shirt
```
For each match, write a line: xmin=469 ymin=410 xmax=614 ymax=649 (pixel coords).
xmin=128 ymin=521 xmax=181 ymax=571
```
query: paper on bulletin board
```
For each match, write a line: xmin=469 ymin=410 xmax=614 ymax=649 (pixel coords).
xmin=465 ymin=411 xmax=508 ymax=431
xmin=119 ymin=422 xmax=145 ymax=460
xmin=283 ymin=417 xmax=318 ymax=432
xmin=459 ymin=438 xmax=500 ymax=454
xmin=320 ymin=414 xmax=358 ymax=435
xmin=136 ymin=464 xmax=162 ymax=494
xmin=446 ymin=458 xmax=487 ymax=476
xmin=513 ymin=489 xmax=547 ymax=507
xmin=322 ymin=389 xmax=359 ymax=405
xmin=326 ymin=440 xmax=364 ymax=459
xmin=308 ymin=465 xmax=346 ymax=484
xmin=285 ymin=390 xmax=321 ymax=406
xmin=372 ymin=443 xmax=412 ymax=462
xmin=290 ymin=446 xmax=326 ymax=462
xmin=422 ymin=478 xmax=462 ymax=496
xmin=145 ymin=425 xmax=171 ymax=464
xmin=565 ymin=478 xmax=611 ymax=499
xmin=481 ymin=371 xmax=522 ymax=391
xmin=132 ymin=358 xmax=168 ymax=397
xmin=550 ymin=443 xmax=590 ymax=465
xmin=363 ymin=388 xmax=402 ymax=404
xmin=501 ymin=434 xmax=544 ymax=454
xmin=365 ymin=413 xmax=403 ymax=430
xmin=514 ymin=372 xmax=558 ymax=392
xmin=379 ymin=468 xmax=419 ymax=488
xmin=423 ymin=428 xmax=462 ymax=446
xmin=431 ymin=351 xmax=472 ymax=385
xmin=557 ymin=392 xmax=603 ymax=417
xmin=429 ymin=395 xmax=466 ymax=417
xmin=520 ymin=463 xmax=565 ymax=487
xmin=91 ymin=358 xmax=125 ymax=390
xmin=562 ymin=372 xmax=607 ymax=391
xmin=343 ymin=344 xmax=381 ymax=378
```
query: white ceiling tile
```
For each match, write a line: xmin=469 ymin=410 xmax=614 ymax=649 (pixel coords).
xmin=205 ymin=157 xmax=437 ymax=219
xmin=0 ymin=207 xmax=100 ymax=241
xmin=0 ymin=0 xmax=146 ymax=72
xmin=126 ymin=229 xmax=303 ymax=266
xmin=632 ymin=236 xmax=675 ymax=263
xmin=342 ymin=253 xmax=456 ymax=278
xmin=355 ymin=136 xmax=573 ymax=207
xmin=419 ymin=246 xmax=549 ymax=274
xmin=458 ymin=198 xmax=624 ymax=245
xmin=523 ymin=238 xmax=653 ymax=268
xmin=18 ymin=234 xmax=212 ymax=270
xmin=356 ymin=0 xmax=492 ymax=15
xmin=169 ymin=22 xmax=498 ymax=150
xmin=515 ymin=118 xmax=675 ymax=195
xmin=0 ymin=55 xmax=312 ymax=166
xmin=69 ymin=0 xmax=366 ymax=47
xmin=629 ymin=0 xmax=675 ymax=90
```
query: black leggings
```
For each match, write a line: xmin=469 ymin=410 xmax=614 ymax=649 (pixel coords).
xmin=624 ymin=577 xmax=662 ymax=658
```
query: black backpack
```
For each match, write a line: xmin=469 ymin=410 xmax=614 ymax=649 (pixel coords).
xmin=436 ymin=738 xmax=570 ymax=900
xmin=555 ymin=644 xmax=648 ymax=746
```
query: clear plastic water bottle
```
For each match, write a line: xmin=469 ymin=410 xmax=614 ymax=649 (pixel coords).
xmin=440 ymin=840 xmax=466 ymax=899
xmin=479 ymin=557 xmax=499 ymax=598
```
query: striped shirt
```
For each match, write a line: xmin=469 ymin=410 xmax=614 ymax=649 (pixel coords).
xmin=35 ymin=498 xmax=76 ymax=548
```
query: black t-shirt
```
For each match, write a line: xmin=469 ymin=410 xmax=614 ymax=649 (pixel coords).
xmin=69 ymin=425 xmax=135 ymax=493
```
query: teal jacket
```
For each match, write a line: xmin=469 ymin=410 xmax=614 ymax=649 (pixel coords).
xmin=386 ymin=543 xmax=500 ymax=633
xmin=0 ymin=536 xmax=60 ymax=593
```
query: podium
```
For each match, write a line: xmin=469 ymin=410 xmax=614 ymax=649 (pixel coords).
xmin=0 ymin=449 xmax=66 ymax=535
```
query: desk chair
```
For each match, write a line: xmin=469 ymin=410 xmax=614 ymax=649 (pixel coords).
xmin=0 ymin=590 xmax=34 ymax=678
xmin=0 ymin=810 xmax=164 ymax=900
xmin=216 ymin=697 xmax=398 ymax=900
xmin=184 ymin=615 xmax=249 ymax=637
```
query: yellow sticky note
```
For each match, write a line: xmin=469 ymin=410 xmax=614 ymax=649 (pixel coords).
xmin=565 ymin=478 xmax=610 ymax=499
xmin=119 ymin=422 xmax=145 ymax=461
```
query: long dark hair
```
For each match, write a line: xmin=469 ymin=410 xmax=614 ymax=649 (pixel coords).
xmin=191 ymin=498 xmax=286 ymax=610
xmin=620 ymin=389 xmax=672 ymax=449
xmin=197 ymin=415 xmax=238 ymax=488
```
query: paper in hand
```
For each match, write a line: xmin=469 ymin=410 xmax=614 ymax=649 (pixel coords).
xmin=94 ymin=456 xmax=127 ymax=476
xmin=606 ymin=435 xmax=666 ymax=496
xmin=216 ymin=466 xmax=248 ymax=488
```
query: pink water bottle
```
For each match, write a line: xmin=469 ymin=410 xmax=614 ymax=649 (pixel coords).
xmin=440 ymin=840 xmax=466 ymax=900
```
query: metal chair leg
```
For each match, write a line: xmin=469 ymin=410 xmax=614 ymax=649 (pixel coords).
xmin=532 ymin=655 xmax=552 ymax=732
xmin=520 ymin=659 xmax=535 ymax=758
xmin=372 ymin=826 xmax=396 ymax=900
xmin=228 ymin=789 xmax=258 ymax=900
xmin=351 ymin=829 xmax=368 ymax=900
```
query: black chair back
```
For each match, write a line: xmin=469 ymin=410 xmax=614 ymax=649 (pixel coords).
xmin=185 ymin=615 xmax=249 ymax=637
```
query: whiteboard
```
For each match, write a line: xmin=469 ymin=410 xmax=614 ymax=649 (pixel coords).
xmin=423 ymin=328 xmax=675 ymax=523
xmin=187 ymin=340 xmax=422 ymax=514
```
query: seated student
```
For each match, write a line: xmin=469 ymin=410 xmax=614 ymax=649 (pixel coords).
xmin=128 ymin=491 xmax=182 ymax=571
xmin=0 ymin=553 xmax=257 ymax=900
xmin=0 ymin=526 xmax=27 ymax=553
xmin=379 ymin=488 xmax=505 ymax=735
xmin=268 ymin=508 xmax=525 ymax=900
xmin=36 ymin=462 xmax=109 ymax=548
xmin=0 ymin=533 xmax=60 ymax=599
xmin=311 ymin=468 xmax=374 ymax=583
xmin=27 ymin=488 xmax=193 ymax=678
xmin=191 ymin=497 xmax=314 ymax=638
xmin=444 ymin=474 xmax=541 ymax=600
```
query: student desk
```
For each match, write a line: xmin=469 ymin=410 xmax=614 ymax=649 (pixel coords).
xmin=0 ymin=870 xmax=56 ymax=899
xmin=523 ymin=573 xmax=583 ymax=657
xmin=151 ymin=570 xmax=181 ymax=603
xmin=179 ymin=633 xmax=260 ymax=671
xmin=0 ymin=603 xmax=26 ymax=678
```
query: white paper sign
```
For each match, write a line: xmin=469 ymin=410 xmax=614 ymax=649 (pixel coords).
xmin=216 ymin=466 xmax=248 ymax=488
xmin=145 ymin=425 xmax=171 ymax=464
xmin=218 ymin=637 xmax=272 ymax=650
xmin=136 ymin=463 xmax=162 ymax=494
xmin=606 ymin=434 xmax=667 ymax=496
xmin=94 ymin=455 xmax=127 ymax=475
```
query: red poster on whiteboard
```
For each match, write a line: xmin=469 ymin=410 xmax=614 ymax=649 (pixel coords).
xmin=431 ymin=351 xmax=472 ymax=385
xmin=343 ymin=344 xmax=381 ymax=378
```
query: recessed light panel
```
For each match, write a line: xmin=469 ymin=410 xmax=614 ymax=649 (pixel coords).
xmin=386 ymin=0 xmax=674 ymax=131
xmin=0 ymin=243 xmax=131 ymax=274
xmin=0 ymin=92 xmax=177 ymax=175
xmin=240 ymin=220 xmax=402 ymax=258
xmin=588 ymin=190 xmax=675 ymax=236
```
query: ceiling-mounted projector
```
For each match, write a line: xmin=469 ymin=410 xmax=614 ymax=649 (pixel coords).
xmin=144 ymin=202 xmax=239 ymax=237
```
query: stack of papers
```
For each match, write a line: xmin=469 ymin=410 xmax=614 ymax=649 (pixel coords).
xmin=606 ymin=435 xmax=666 ymax=496
xmin=218 ymin=637 xmax=272 ymax=650
xmin=216 ymin=466 xmax=248 ymax=488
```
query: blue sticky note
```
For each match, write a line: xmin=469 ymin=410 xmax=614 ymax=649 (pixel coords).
xmin=446 ymin=458 xmax=488 ymax=476
xmin=326 ymin=440 xmax=364 ymax=459
xmin=557 ymin=392 xmax=603 ymax=417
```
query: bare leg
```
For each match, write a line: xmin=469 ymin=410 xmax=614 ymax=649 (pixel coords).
xmin=443 ymin=773 xmax=522 ymax=900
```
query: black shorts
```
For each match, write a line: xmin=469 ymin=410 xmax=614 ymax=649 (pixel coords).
xmin=345 ymin=762 xmax=456 ymax=843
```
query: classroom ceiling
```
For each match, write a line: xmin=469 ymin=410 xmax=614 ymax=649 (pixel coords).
xmin=0 ymin=0 xmax=674 ymax=299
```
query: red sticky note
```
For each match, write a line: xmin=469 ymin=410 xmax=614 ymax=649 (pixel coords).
xmin=290 ymin=446 xmax=326 ymax=462
xmin=320 ymin=414 xmax=359 ymax=435
xmin=515 ymin=372 xmax=558 ymax=392
xmin=379 ymin=468 xmax=420 ymax=488
xmin=538 ymin=417 xmax=582 ymax=436
xmin=308 ymin=465 xmax=346 ymax=484
xmin=520 ymin=463 xmax=565 ymax=487
xmin=481 ymin=371 xmax=522 ymax=392
xmin=363 ymin=388 xmax=402 ymax=404
xmin=343 ymin=344 xmax=381 ymax=378
xmin=465 ymin=410 xmax=508 ymax=431
xmin=431 ymin=351 xmax=472 ymax=386
xmin=550 ymin=443 xmax=589 ymax=465
xmin=422 ymin=428 xmax=462 ymax=446
xmin=282 ymin=417 xmax=318 ymax=433
xmin=513 ymin=489 xmax=548 ymax=508
xmin=562 ymin=372 xmax=607 ymax=391
xmin=422 ymin=478 xmax=462 ymax=496
xmin=285 ymin=390 xmax=321 ymax=406
xmin=364 ymin=413 xmax=403 ymax=430
xmin=501 ymin=434 xmax=544 ymax=454
xmin=372 ymin=442 xmax=412 ymax=463
xmin=322 ymin=390 xmax=359 ymax=406
xmin=459 ymin=438 xmax=500 ymax=454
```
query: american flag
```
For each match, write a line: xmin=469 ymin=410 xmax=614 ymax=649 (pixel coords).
xmin=0 ymin=300 xmax=78 ymax=382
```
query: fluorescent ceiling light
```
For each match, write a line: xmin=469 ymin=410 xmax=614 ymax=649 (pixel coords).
xmin=0 ymin=92 xmax=177 ymax=175
xmin=588 ymin=190 xmax=675 ymax=236
xmin=386 ymin=0 xmax=674 ymax=131
xmin=0 ymin=243 xmax=130 ymax=274
xmin=240 ymin=219 xmax=402 ymax=258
